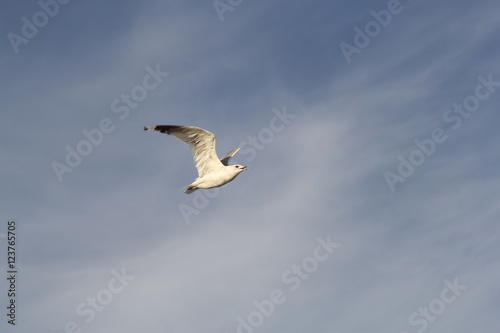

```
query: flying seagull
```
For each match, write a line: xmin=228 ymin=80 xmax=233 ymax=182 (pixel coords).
xmin=144 ymin=125 xmax=247 ymax=194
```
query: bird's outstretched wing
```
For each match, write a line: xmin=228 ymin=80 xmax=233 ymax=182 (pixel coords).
xmin=144 ymin=125 xmax=223 ymax=177
xmin=220 ymin=147 xmax=240 ymax=166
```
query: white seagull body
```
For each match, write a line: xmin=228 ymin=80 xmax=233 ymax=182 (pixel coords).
xmin=144 ymin=125 xmax=247 ymax=194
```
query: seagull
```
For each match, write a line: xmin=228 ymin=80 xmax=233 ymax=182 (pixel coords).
xmin=144 ymin=125 xmax=248 ymax=194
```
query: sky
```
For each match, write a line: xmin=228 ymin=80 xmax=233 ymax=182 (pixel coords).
xmin=1 ymin=0 xmax=499 ymax=332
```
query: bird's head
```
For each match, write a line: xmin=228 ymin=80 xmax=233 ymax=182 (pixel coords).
xmin=233 ymin=165 xmax=248 ymax=173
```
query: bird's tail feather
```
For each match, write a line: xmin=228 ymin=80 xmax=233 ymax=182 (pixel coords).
xmin=181 ymin=185 xmax=197 ymax=194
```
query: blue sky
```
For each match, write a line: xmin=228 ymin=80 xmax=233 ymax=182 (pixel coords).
xmin=1 ymin=0 xmax=499 ymax=332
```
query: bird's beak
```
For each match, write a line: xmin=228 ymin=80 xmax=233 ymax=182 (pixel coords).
xmin=242 ymin=166 xmax=248 ymax=170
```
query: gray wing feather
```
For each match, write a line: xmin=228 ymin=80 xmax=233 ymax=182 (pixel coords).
xmin=220 ymin=147 xmax=240 ymax=166
xmin=144 ymin=125 xmax=223 ymax=177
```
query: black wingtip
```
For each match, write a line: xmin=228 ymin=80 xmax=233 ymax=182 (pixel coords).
xmin=144 ymin=126 xmax=147 ymax=131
